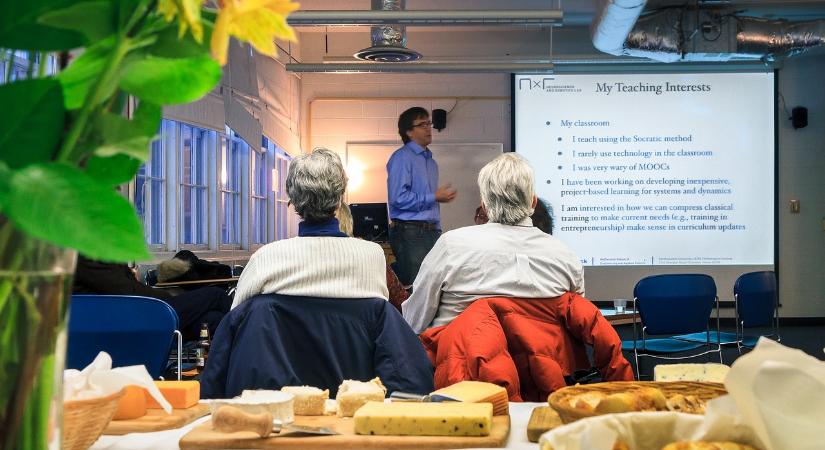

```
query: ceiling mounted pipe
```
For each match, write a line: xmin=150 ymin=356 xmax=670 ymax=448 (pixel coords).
xmin=287 ymin=10 xmax=563 ymax=26
xmin=590 ymin=0 xmax=648 ymax=55
xmin=284 ymin=62 xmax=554 ymax=73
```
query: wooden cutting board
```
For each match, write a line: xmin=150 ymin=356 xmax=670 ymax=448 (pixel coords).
xmin=179 ymin=414 xmax=510 ymax=449
xmin=526 ymin=406 xmax=563 ymax=442
xmin=104 ymin=404 xmax=210 ymax=435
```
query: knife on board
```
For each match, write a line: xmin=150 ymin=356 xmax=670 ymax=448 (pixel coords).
xmin=211 ymin=405 xmax=339 ymax=438
xmin=389 ymin=391 xmax=460 ymax=402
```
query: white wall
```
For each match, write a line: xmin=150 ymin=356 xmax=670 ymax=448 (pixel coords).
xmin=776 ymin=54 xmax=825 ymax=318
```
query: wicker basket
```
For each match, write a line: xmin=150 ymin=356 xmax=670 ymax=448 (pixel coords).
xmin=548 ymin=381 xmax=726 ymax=424
xmin=63 ymin=389 xmax=125 ymax=450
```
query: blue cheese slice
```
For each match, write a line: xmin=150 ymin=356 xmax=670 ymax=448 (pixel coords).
xmin=353 ymin=401 xmax=492 ymax=436
xmin=654 ymin=363 xmax=730 ymax=383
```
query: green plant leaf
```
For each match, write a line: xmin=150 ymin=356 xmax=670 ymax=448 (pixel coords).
xmin=4 ymin=163 xmax=149 ymax=261
xmin=84 ymin=153 xmax=141 ymax=185
xmin=119 ymin=55 xmax=221 ymax=105
xmin=0 ymin=24 xmax=85 ymax=51
xmin=0 ymin=161 xmax=9 ymax=211
xmin=38 ymin=1 xmax=116 ymax=43
xmin=145 ymin=20 xmax=213 ymax=59
xmin=95 ymin=114 xmax=153 ymax=160
xmin=94 ymin=101 xmax=160 ymax=160
xmin=133 ymin=101 xmax=162 ymax=135
xmin=0 ymin=78 xmax=65 ymax=169
xmin=0 ymin=0 xmax=87 ymax=50
xmin=57 ymin=36 xmax=117 ymax=110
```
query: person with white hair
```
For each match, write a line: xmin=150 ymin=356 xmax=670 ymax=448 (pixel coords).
xmin=204 ymin=148 xmax=435 ymax=399
xmin=231 ymin=148 xmax=389 ymax=308
xmin=402 ymin=153 xmax=585 ymax=333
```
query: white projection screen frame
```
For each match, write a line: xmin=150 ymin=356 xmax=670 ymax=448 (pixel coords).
xmin=513 ymin=72 xmax=776 ymax=303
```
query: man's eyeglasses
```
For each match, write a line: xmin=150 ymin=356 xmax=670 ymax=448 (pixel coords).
xmin=411 ymin=121 xmax=433 ymax=129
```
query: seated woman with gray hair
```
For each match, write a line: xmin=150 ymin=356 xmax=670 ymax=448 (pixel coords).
xmin=203 ymin=148 xmax=433 ymax=399
xmin=231 ymin=148 xmax=388 ymax=308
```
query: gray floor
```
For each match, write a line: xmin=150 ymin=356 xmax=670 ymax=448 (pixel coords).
xmin=614 ymin=323 xmax=825 ymax=380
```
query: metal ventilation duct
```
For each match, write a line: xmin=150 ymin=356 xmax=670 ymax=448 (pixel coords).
xmin=625 ymin=9 xmax=825 ymax=62
xmin=354 ymin=0 xmax=421 ymax=62
xmin=592 ymin=1 xmax=825 ymax=62
xmin=737 ymin=17 xmax=825 ymax=57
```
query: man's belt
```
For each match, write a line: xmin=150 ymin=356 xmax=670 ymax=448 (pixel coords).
xmin=391 ymin=220 xmax=438 ymax=231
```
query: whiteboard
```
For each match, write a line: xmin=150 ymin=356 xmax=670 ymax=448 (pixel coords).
xmin=345 ymin=143 xmax=504 ymax=232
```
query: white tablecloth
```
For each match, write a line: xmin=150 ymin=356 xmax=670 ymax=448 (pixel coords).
xmin=91 ymin=402 xmax=544 ymax=450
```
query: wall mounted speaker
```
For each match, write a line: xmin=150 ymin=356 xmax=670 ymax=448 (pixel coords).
xmin=791 ymin=106 xmax=808 ymax=129
xmin=432 ymin=108 xmax=447 ymax=131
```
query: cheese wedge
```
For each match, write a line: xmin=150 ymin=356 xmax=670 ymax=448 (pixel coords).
xmin=113 ymin=385 xmax=148 ymax=420
xmin=280 ymin=386 xmax=329 ymax=415
xmin=354 ymin=401 xmax=492 ymax=436
xmin=336 ymin=378 xmax=386 ymax=417
xmin=432 ymin=381 xmax=509 ymax=416
xmin=145 ymin=380 xmax=199 ymax=409
xmin=654 ymin=363 xmax=730 ymax=383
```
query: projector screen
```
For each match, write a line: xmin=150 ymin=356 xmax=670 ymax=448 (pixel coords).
xmin=513 ymin=72 xmax=775 ymax=301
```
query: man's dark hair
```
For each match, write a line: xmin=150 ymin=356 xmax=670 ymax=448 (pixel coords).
xmin=398 ymin=107 xmax=430 ymax=144
xmin=531 ymin=199 xmax=554 ymax=235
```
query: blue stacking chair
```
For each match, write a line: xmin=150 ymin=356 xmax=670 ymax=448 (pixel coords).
xmin=67 ymin=295 xmax=182 ymax=379
xmin=673 ymin=271 xmax=780 ymax=351
xmin=734 ymin=271 xmax=780 ymax=353
xmin=621 ymin=274 xmax=722 ymax=379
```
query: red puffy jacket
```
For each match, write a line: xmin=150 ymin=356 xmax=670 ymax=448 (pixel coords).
xmin=419 ymin=294 xmax=634 ymax=401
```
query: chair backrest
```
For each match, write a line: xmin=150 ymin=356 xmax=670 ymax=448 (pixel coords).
xmin=634 ymin=274 xmax=717 ymax=335
xmin=67 ymin=295 xmax=179 ymax=378
xmin=201 ymin=294 xmax=434 ymax=399
xmin=144 ymin=268 xmax=158 ymax=286
xmin=734 ymin=271 xmax=777 ymax=327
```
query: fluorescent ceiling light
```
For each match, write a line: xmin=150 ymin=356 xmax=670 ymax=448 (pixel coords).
xmin=287 ymin=10 xmax=562 ymax=27
xmin=284 ymin=62 xmax=554 ymax=73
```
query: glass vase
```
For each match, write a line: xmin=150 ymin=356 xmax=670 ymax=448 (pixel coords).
xmin=0 ymin=218 xmax=76 ymax=450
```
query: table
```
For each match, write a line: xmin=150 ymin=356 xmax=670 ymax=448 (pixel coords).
xmin=154 ymin=277 xmax=240 ymax=288
xmin=90 ymin=402 xmax=546 ymax=450
xmin=599 ymin=308 xmax=638 ymax=326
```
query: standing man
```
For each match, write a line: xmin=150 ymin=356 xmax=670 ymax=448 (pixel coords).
xmin=387 ymin=107 xmax=457 ymax=286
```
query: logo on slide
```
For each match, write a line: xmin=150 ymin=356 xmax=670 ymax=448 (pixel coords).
xmin=518 ymin=77 xmax=581 ymax=93
xmin=518 ymin=77 xmax=555 ymax=90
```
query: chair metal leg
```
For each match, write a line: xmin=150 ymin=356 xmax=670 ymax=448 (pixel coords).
xmin=174 ymin=330 xmax=182 ymax=381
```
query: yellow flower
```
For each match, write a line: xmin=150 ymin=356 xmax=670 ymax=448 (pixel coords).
xmin=211 ymin=0 xmax=300 ymax=65
xmin=158 ymin=0 xmax=204 ymax=42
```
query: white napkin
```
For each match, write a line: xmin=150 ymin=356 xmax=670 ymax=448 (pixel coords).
xmin=541 ymin=339 xmax=825 ymax=449
xmin=63 ymin=352 xmax=172 ymax=413
xmin=719 ymin=338 xmax=825 ymax=450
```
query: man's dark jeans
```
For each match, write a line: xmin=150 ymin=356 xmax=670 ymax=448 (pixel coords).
xmin=389 ymin=222 xmax=441 ymax=286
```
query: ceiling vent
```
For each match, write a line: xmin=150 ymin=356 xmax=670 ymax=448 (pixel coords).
xmin=354 ymin=0 xmax=422 ymax=62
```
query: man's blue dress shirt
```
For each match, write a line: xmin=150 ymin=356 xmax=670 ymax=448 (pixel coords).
xmin=386 ymin=141 xmax=440 ymax=225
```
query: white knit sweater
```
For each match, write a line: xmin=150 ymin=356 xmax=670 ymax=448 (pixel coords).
xmin=231 ymin=236 xmax=389 ymax=309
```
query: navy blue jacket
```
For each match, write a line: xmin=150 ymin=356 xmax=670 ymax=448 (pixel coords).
xmin=200 ymin=294 xmax=434 ymax=398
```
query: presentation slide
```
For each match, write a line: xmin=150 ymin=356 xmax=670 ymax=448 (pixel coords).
xmin=514 ymin=72 xmax=775 ymax=269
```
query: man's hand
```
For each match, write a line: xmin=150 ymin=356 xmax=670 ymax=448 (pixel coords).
xmin=435 ymin=183 xmax=457 ymax=203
